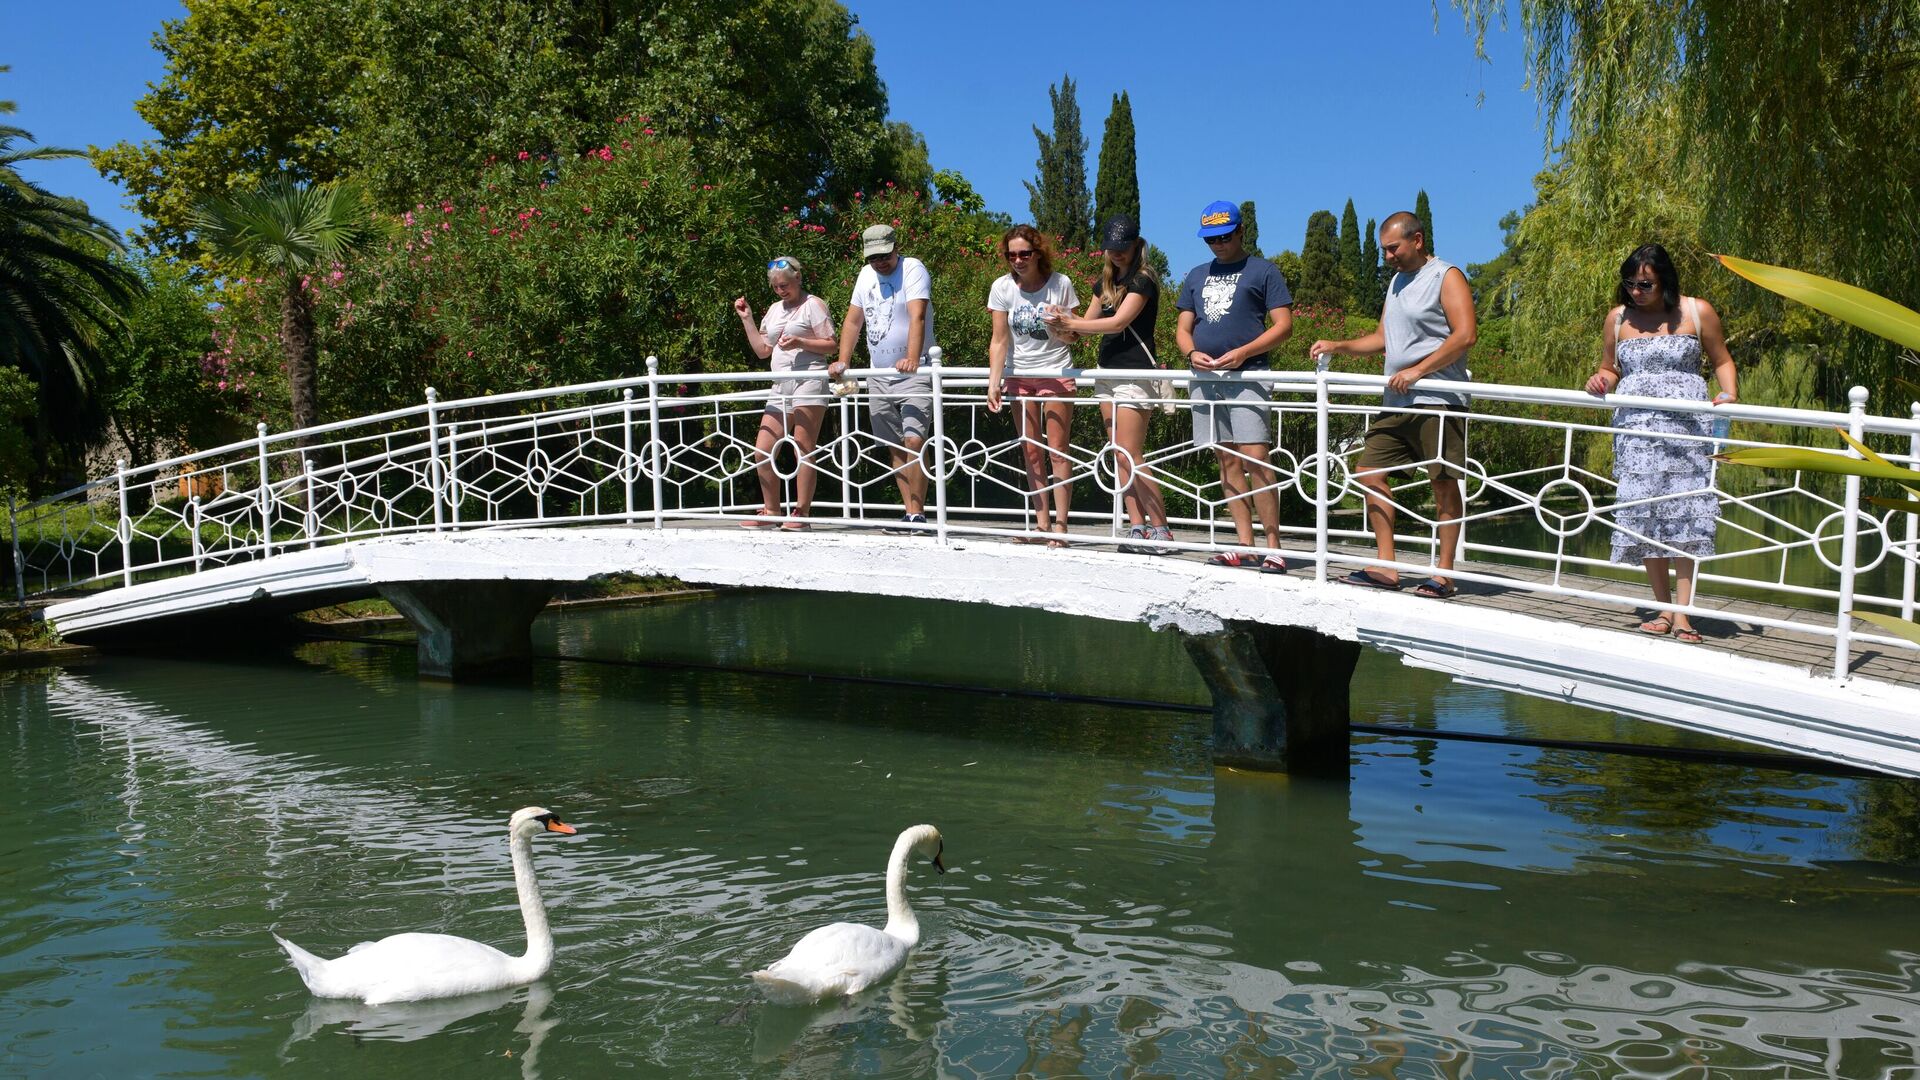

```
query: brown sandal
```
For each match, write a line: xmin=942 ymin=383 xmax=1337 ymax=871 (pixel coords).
xmin=1674 ymin=627 xmax=1702 ymax=644
xmin=1639 ymin=616 xmax=1673 ymax=636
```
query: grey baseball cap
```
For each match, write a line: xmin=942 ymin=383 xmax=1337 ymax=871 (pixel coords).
xmin=861 ymin=224 xmax=897 ymax=258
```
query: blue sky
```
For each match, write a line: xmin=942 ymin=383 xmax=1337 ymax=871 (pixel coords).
xmin=7 ymin=0 xmax=1546 ymax=269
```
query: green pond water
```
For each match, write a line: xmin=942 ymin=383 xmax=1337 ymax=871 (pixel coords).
xmin=5 ymin=591 xmax=1920 ymax=1078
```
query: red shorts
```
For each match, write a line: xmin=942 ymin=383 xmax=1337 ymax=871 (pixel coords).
xmin=1006 ymin=377 xmax=1077 ymax=397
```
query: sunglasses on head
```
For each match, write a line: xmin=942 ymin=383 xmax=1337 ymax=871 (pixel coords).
xmin=768 ymin=258 xmax=795 ymax=271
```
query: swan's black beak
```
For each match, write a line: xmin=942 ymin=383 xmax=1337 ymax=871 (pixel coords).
xmin=931 ymin=841 xmax=946 ymax=875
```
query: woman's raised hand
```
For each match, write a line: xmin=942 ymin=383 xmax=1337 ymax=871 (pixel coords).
xmin=732 ymin=297 xmax=751 ymax=317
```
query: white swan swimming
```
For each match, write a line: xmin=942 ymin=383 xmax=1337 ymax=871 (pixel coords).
xmin=273 ymin=806 xmax=577 ymax=1004
xmin=750 ymin=823 xmax=946 ymax=1005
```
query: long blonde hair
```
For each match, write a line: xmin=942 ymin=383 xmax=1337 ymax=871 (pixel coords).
xmin=1098 ymin=237 xmax=1147 ymax=307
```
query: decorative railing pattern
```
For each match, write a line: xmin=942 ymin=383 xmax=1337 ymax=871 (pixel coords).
xmin=12 ymin=353 xmax=1920 ymax=680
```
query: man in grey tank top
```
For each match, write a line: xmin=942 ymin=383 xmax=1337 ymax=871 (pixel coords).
xmin=1309 ymin=211 xmax=1476 ymax=598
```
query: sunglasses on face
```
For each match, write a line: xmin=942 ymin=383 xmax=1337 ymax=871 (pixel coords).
xmin=866 ymin=253 xmax=893 ymax=265
xmin=1204 ymin=232 xmax=1236 ymax=245
xmin=1005 ymin=249 xmax=1036 ymax=262
xmin=1624 ymin=279 xmax=1659 ymax=292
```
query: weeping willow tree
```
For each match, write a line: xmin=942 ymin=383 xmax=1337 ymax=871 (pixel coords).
xmin=1449 ymin=0 xmax=1920 ymax=407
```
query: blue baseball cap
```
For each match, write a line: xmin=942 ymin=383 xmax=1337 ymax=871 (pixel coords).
xmin=1196 ymin=200 xmax=1241 ymax=238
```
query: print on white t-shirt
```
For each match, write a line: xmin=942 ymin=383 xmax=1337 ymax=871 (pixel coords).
xmin=852 ymin=257 xmax=935 ymax=367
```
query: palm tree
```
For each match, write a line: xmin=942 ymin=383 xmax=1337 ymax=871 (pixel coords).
xmin=0 ymin=70 xmax=141 ymax=455
xmin=192 ymin=176 xmax=374 ymax=434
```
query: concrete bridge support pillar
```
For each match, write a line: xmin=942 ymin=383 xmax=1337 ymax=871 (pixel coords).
xmin=378 ymin=580 xmax=555 ymax=680
xmin=1181 ymin=622 xmax=1360 ymax=774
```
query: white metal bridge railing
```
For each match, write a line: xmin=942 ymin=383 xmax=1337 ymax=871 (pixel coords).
xmin=11 ymin=352 xmax=1920 ymax=681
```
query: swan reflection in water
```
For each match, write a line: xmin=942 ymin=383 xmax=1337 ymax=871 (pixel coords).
xmin=283 ymin=982 xmax=557 ymax=1078
xmin=750 ymin=952 xmax=944 ymax=1066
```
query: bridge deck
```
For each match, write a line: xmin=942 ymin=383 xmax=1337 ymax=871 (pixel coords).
xmin=678 ymin=515 xmax=1920 ymax=692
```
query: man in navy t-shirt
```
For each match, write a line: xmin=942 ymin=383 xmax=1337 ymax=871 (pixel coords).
xmin=1175 ymin=200 xmax=1295 ymax=572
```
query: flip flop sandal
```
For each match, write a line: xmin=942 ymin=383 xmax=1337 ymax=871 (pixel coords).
xmin=1639 ymin=617 xmax=1673 ymax=636
xmin=1208 ymin=552 xmax=1255 ymax=569
xmin=1674 ymin=627 xmax=1703 ymax=644
xmin=1339 ymin=568 xmax=1402 ymax=589
xmin=739 ymin=511 xmax=781 ymax=529
xmin=1412 ymin=577 xmax=1457 ymax=599
xmin=1258 ymin=554 xmax=1290 ymax=574
xmin=780 ymin=520 xmax=812 ymax=531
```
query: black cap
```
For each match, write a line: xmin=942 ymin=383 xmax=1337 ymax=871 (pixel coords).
xmin=1100 ymin=215 xmax=1140 ymax=252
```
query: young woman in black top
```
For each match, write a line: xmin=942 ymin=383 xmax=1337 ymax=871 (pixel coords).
xmin=1049 ymin=216 xmax=1174 ymax=553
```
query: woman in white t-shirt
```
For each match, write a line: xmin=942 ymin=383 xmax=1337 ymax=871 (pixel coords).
xmin=987 ymin=225 xmax=1081 ymax=546
xmin=732 ymin=255 xmax=836 ymax=529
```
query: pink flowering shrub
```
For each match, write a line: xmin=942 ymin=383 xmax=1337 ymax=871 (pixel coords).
xmin=208 ymin=125 xmax=1135 ymax=425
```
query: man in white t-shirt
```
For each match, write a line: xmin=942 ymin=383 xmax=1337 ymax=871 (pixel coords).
xmin=832 ymin=224 xmax=936 ymax=532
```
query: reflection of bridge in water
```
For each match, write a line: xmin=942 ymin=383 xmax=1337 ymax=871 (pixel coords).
xmin=15 ymin=358 xmax=1920 ymax=774
xmin=32 ymin=668 xmax=1920 ymax=1079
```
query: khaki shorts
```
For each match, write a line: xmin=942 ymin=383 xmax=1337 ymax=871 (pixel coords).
xmin=1358 ymin=405 xmax=1468 ymax=480
xmin=869 ymin=374 xmax=932 ymax=446
xmin=1093 ymin=378 xmax=1155 ymax=409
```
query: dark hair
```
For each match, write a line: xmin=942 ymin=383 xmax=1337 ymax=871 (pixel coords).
xmin=1616 ymin=243 xmax=1680 ymax=311
xmin=1379 ymin=210 xmax=1426 ymax=245
xmin=998 ymin=224 xmax=1054 ymax=279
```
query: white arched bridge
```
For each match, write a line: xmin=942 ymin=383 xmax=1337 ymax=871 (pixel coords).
xmin=11 ymin=357 xmax=1920 ymax=775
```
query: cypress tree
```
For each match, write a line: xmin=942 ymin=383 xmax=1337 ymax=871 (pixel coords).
xmin=1093 ymin=91 xmax=1139 ymax=231
xmin=1337 ymin=198 xmax=1363 ymax=309
xmin=1360 ymin=217 xmax=1381 ymax=311
xmin=1024 ymin=75 xmax=1092 ymax=250
xmin=1238 ymin=200 xmax=1262 ymax=257
xmin=1413 ymin=189 xmax=1434 ymax=255
xmin=1297 ymin=209 xmax=1342 ymax=307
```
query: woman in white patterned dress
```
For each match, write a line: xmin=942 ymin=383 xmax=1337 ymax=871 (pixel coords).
xmin=1584 ymin=244 xmax=1738 ymax=643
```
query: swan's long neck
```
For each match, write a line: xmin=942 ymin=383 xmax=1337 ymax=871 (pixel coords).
xmin=879 ymin=830 xmax=920 ymax=946
xmin=508 ymin=828 xmax=554 ymax=980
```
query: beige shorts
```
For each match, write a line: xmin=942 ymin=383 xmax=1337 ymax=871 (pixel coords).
xmin=1093 ymin=377 xmax=1156 ymax=410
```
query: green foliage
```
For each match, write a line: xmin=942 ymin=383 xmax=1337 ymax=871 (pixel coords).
xmin=1337 ymin=199 xmax=1363 ymax=308
xmin=1295 ymin=210 xmax=1344 ymax=308
xmin=102 ymin=253 xmax=229 ymax=464
xmin=1093 ymin=92 xmax=1139 ymax=230
xmin=1238 ymin=200 xmax=1262 ymax=258
xmin=932 ymin=170 xmax=985 ymax=215
xmin=0 ymin=366 xmax=37 ymax=500
xmin=1359 ymin=219 xmax=1382 ymax=313
xmin=1273 ymin=249 xmax=1303 ymax=293
xmin=90 ymin=0 xmax=352 ymax=254
xmin=193 ymin=176 xmax=378 ymax=431
xmin=96 ymin=0 xmax=926 ymax=253
xmin=1450 ymin=0 xmax=1920 ymax=405
xmin=1465 ymin=208 xmax=1524 ymax=319
xmin=203 ymin=134 xmax=1037 ymax=424
xmin=1026 ymin=75 xmax=1091 ymax=250
xmin=1 ymin=69 xmax=141 ymax=479
xmin=1413 ymin=189 xmax=1434 ymax=254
